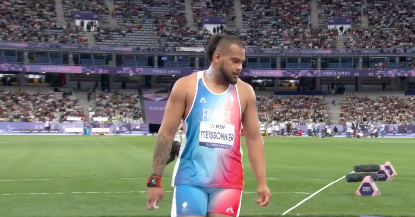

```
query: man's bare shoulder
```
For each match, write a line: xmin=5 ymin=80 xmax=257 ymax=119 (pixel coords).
xmin=236 ymin=78 xmax=255 ymax=97
xmin=173 ymin=72 xmax=198 ymax=91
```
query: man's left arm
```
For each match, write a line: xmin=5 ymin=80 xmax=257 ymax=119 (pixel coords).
xmin=241 ymin=83 xmax=271 ymax=206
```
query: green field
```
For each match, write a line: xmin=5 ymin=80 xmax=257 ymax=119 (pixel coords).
xmin=0 ymin=136 xmax=414 ymax=217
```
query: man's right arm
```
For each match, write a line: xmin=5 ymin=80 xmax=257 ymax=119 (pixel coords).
xmin=150 ymin=78 xmax=187 ymax=177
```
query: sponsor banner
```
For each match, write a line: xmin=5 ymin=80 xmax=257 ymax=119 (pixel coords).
xmin=244 ymin=69 xmax=415 ymax=77
xmin=0 ymin=122 xmax=84 ymax=133
xmin=1 ymin=63 xmax=415 ymax=77
xmin=143 ymin=100 xmax=166 ymax=124
xmin=74 ymin=12 xmax=99 ymax=20
xmin=203 ymin=17 xmax=227 ymax=24
xmin=2 ymin=41 xmax=415 ymax=54
xmin=293 ymin=124 xmax=415 ymax=136
xmin=0 ymin=122 xmax=414 ymax=136
xmin=83 ymin=123 xmax=137 ymax=133
xmin=245 ymin=48 xmax=415 ymax=55
xmin=0 ymin=122 xmax=140 ymax=134
xmin=327 ymin=17 xmax=352 ymax=25
xmin=175 ymin=47 xmax=205 ymax=52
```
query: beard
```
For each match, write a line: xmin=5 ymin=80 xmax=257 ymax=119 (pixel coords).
xmin=219 ymin=62 xmax=237 ymax=85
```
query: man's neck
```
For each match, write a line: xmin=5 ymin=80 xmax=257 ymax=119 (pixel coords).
xmin=205 ymin=65 xmax=227 ymax=86
xmin=206 ymin=66 xmax=215 ymax=81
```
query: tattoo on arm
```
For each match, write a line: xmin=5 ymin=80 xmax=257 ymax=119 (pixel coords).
xmin=151 ymin=133 xmax=174 ymax=176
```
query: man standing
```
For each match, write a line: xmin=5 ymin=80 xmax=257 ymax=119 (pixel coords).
xmin=146 ymin=34 xmax=272 ymax=217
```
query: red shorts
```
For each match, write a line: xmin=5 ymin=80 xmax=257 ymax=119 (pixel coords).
xmin=171 ymin=185 xmax=243 ymax=217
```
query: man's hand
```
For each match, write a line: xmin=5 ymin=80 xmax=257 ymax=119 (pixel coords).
xmin=146 ymin=187 xmax=164 ymax=210
xmin=253 ymin=185 xmax=272 ymax=207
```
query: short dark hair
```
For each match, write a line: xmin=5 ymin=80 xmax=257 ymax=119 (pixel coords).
xmin=206 ymin=34 xmax=244 ymax=62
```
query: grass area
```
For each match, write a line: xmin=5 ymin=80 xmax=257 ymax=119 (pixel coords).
xmin=0 ymin=136 xmax=414 ymax=217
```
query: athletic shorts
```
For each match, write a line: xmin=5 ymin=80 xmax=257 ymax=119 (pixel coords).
xmin=171 ymin=185 xmax=242 ymax=217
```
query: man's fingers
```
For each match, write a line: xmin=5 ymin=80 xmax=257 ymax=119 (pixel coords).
xmin=259 ymin=193 xmax=271 ymax=206
xmin=157 ymin=195 xmax=164 ymax=203
xmin=146 ymin=196 xmax=157 ymax=210
xmin=152 ymin=197 xmax=160 ymax=209
xmin=253 ymin=198 xmax=262 ymax=204
xmin=146 ymin=199 xmax=153 ymax=210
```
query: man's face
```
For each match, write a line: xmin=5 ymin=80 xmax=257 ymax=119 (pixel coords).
xmin=215 ymin=44 xmax=245 ymax=85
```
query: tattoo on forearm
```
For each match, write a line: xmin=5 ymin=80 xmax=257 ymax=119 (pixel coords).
xmin=151 ymin=133 xmax=174 ymax=176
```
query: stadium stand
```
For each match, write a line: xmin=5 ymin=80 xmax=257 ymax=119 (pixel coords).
xmin=0 ymin=89 xmax=32 ymax=122
xmin=318 ymin=0 xmax=361 ymax=27
xmin=95 ymin=0 xmax=155 ymax=46
xmin=344 ymin=0 xmax=415 ymax=49
xmin=0 ymin=87 xmax=83 ymax=122
xmin=256 ymin=94 xmax=329 ymax=124
xmin=96 ymin=0 xmax=196 ymax=47
xmin=3 ymin=0 xmax=415 ymax=48
xmin=152 ymin=0 xmax=194 ymax=47
xmin=63 ymin=0 xmax=110 ymax=24
xmin=0 ymin=0 xmax=88 ymax=44
xmin=240 ymin=0 xmax=336 ymax=49
xmin=340 ymin=93 xmax=415 ymax=124
xmin=94 ymin=89 xmax=143 ymax=123
xmin=193 ymin=0 xmax=235 ymax=21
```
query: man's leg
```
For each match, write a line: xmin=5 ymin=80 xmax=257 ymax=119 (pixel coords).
xmin=172 ymin=185 xmax=208 ymax=217
xmin=207 ymin=188 xmax=242 ymax=217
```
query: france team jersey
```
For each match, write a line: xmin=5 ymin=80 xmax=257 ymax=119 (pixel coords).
xmin=171 ymin=71 xmax=244 ymax=190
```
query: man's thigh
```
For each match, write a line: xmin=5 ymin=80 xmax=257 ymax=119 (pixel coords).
xmin=172 ymin=185 xmax=208 ymax=217
xmin=207 ymin=188 xmax=243 ymax=217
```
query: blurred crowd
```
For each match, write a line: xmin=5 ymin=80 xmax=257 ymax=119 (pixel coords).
xmin=63 ymin=0 xmax=108 ymax=22
xmin=94 ymin=90 xmax=143 ymax=124
xmin=0 ymin=88 xmax=84 ymax=122
xmin=340 ymin=94 xmax=415 ymax=125
xmin=0 ymin=0 xmax=88 ymax=44
xmin=256 ymin=94 xmax=329 ymax=125
xmin=2 ymin=0 xmax=415 ymax=48
xmin=318 ymin=0 xmax=362 ymax=24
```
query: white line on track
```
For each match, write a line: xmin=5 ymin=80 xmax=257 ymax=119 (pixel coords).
xmin=0 ymin=177 xmax=329 ymax=182
xmin=281 ymin=171 xmax=355 ymax=216
xmin=1 ymin=191 xmax=310 ymax=196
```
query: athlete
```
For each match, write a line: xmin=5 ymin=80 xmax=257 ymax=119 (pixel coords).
xmin=145 ymin=33 xmax=272 ymax=217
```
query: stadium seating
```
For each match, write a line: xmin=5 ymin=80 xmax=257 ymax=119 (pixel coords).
xmin=340 ymin=92 xmax=415 ymax=125
xmin=3 ymin=0 xmax=415 ymax=48
xmin=344 ymin=0 xmax=415 ymax=49
xmin=256 ymin=94 xmax=329 ymax=124
xmin=0 ymin=0 xmax=89 ymax=44
xmin=0 ymin=89 xmax=33 ymax=122
xmin=318 ymin=0 xmax=361 ymax=27
xmin=0 ymin=87 xmax=83 ymax=122
xmin=94 ymin=89 xmax=143 ymax=123
xmin=240 ymin=0 xmax=337 ymax=49
xmin=63 ymin=0 xmax=110 ymax=24
xmin=95 ymin=0 xmax=206 ymax=47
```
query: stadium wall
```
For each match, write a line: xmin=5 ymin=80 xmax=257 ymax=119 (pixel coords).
xmin=0 ymin=122 xmax=413 ymax=137
xmin=0 ymin=122 xmax=150 ymax=135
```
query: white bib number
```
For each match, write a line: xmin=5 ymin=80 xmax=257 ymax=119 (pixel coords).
xmin=199 ymin=122 xmax=235 ymax=149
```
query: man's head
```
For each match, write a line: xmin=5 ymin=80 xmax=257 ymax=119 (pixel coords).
xmin=206 ymin=33 xmax=245 ymax=85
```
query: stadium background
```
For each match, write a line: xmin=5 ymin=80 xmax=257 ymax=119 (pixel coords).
xmin=1 ymin=0 xmax=415 ymax=216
